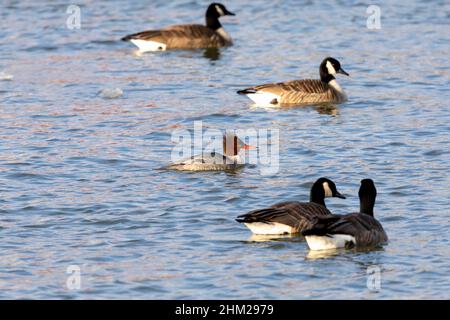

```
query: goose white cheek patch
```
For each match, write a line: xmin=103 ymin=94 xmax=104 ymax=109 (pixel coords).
xmin=323 ymin=182 xmax=333 ymax=197
xmin=326 ymin=60 xmax=337 ymax=75
xmin=215 ymin=5 xmax=225 ymax=16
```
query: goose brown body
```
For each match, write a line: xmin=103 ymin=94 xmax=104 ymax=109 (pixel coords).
xmin=122 ymin=3 xmax=234 ymax=51
xmin=237 ymin=57 xmax=349 ymax=105
xmin=122 ymin=24 xmax=231 ymax=50
xmin=239 ymin=79 xmax=346 ymax=105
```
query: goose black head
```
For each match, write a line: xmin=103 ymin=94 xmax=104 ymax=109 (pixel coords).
xmin=206 ymin=3 xmax=235 ymax=29
xmin=359 ymin=179 xmax=377 ymax=216
xmin=310 ymin=177 xmax=346 ymax=206
xmin=319 ymin=57 xmax=349 ymax=83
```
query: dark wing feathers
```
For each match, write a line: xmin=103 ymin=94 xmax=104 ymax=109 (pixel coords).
xmin=301 ymin=215 xmax=343 ymax=236
xmin=243 ymin=80 xmax=329 ymax=94
xmin=236 ymin=208 xmax=286 ymax=223
xmin=121 ymin=30 xmax=163 ymax=41
xmin=236 ymin=201 xmax=332 ymax=233
xmin=275 ymin=80 xmax=330 ymax=94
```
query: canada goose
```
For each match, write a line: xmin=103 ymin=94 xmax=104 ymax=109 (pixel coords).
xmin=166 ymin=132 xmax=253 ymax=171
xmin=236 ymin=178 xmax=346 ymax=235
xmin=237 ymin=57 xmax=349 ymax=105
xmin=122 ymin=3 xmax=235 ymax=52
xmin=302 ymin=179 xmax=388 ymax=251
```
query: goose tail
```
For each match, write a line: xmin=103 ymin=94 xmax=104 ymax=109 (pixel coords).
xmin=237 ymin=88 xmax=256 ymax=95
xmin=121 ymin=34 xmax=134 ymax=42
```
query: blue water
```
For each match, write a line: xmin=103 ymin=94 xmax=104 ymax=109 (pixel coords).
xmin=0 ymin=0 xmax=449 ymax=299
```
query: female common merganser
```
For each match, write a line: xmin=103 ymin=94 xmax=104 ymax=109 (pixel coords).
xmin=166 ymin=133 xmax=252 ymax=171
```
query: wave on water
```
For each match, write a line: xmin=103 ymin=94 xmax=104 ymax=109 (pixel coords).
xmin=0 ymin=71 xmax=13 ymax=81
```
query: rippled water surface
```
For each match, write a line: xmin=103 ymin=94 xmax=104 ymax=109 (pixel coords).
xmin=0 ymin=0 xmax=449 ymax=299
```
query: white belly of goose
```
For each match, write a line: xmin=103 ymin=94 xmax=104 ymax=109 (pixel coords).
xmin=244 ymin=222 xmax=294 ymax=235
xmin=305 ymin=234 xmax=356 ymax=251
xmin=245 ymin=92 xmax=280 ymax=105
xmin=130 ymin=39 xmax=167 ymax=52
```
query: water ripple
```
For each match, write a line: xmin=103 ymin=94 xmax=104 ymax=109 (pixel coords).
xmin=0 ymin=0 xmax=448 ymax=299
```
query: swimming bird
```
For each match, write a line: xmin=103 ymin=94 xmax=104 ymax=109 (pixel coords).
xmin=237 ymin=57 xmax=349 ymax=105
xmin=302 ymin=179 xmax=388 ymax=250
xmin=236 ymin=178 xmax=346 ymax=235
xmin=122 ymin=3 xmax=235 ymax=52
xmin=166 ymin=132 xmax=252 ymax=171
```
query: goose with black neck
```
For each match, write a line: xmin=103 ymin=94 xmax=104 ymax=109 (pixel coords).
xmin=122 ymin=3 xmax=235 ymax=52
